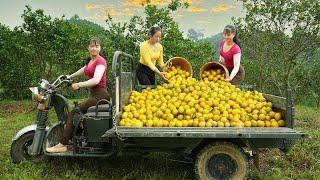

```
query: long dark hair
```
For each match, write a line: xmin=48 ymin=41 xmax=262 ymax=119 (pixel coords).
xmin=148 ymin=25 xmax=162 ymax=37
xmin=84 ymin=37 xmax=101 ymax=65
xmin=223 ymin=25 xmax=241 ymax=48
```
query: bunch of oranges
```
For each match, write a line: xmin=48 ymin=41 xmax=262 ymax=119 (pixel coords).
xmin=119 ymin=66 xmax=285 ymax=128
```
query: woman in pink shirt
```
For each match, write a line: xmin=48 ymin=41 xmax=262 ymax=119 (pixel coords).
xmin=219 ymin=25 xmax=245 ymax=84
xmin=46 ymin=37 xmax=109 ymax=153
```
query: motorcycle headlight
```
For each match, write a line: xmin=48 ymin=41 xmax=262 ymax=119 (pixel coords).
xmin=39 ymin=79 xmax=50 ymax=90
xmin=29 ymin=87 xmax=46 ymax=102
xmin=29 ymin=87 xmax=39 ymax=96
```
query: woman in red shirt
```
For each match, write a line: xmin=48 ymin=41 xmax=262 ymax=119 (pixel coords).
xmin=219 ymin=25 xmax=245 ymax=84
xmin=46 ymin=37 xmax=109 ymax=153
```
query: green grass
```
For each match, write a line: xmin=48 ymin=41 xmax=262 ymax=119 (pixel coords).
xmin=0 ymin=101 xmax=319 ymax=179
xmin=248 ymin=105 xmax=320 ymax=180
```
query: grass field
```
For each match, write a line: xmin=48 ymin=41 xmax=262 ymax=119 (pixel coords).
xmin=0 ymin=100 xmax=319 ymax=179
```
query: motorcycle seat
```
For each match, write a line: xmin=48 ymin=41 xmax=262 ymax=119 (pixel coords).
xmin=87 ymin=104 xmax=110 ymax=113
xmin=85 ymin=111 xmax=111 ymax=117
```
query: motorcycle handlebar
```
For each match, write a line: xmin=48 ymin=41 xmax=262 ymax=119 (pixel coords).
xmin=67 ymin=79 xmax=73 ymax=86
xmin=51 ymin=75 xmax=73 ymax=89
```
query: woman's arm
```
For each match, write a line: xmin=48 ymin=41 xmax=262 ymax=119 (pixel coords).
xmin=74 ymin=65 xmax=105 ymax=88
xmin=158 ymin=46 xmax=166 ymax=70
xmin=68 ymin=67 xmax=85 ymax=79
xmin=219 ymin=55 xmax=225 ymax=64
xmin=228 ymin=53 xmax=241 ymax=81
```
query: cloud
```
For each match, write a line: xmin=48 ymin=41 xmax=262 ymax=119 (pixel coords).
xmin=87 ymin=13 xmax=108 ymax=21
xmin=85 ymin=3 xmax=104 ymax=11
xmin=120 ymin=8 xmax=135 ymax=16
xmin=182 ymin=0 xmax=202 ymax=5
xmin=104 ymin=8 xmax=134 ymax=17
xmin=211 ymin=4 xmax=234 ymax=13
xmin=187 ymin=7 xmax=207 ymax=13
xmin=175 ymin=13 xmax=184 ymax=17
xmin=105 ymin=9 xmax=114 ymax=15
xmin=172 ymin=13 xmax=184 ymax=19
xmin=124 ymin=0 xmax=171 ymax=6
xmin=196 ymin=20 xmax=210 ymax=24
xmin=85 ymin=2 xmax=135 ymax=17
xmin=124 ymin=0 xmax=201 ymax=7
xmin=151 ymin=0 xmax=171 ymax=5
xmin=85 ymin=0 xmax=206 ymax=18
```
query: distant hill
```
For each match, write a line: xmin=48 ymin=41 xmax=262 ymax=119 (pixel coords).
xmin=206 ymin=32 xmax=223 ymax=50
xmin=205 ymin=32 xmax=223 ymax=59
xmin=68 ymin=15 xmax=105 ymax=34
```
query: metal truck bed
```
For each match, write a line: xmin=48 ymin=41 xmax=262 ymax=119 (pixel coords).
xmin=105 ymin=127 xmax=306 ymax=139
xmin=106 ymin=54 xmax=307 ymax=144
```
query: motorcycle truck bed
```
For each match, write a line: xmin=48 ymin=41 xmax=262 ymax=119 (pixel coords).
xmin=108 ymin=127 xmax=305 ymax=139
xmin=104 ymin=126 xmax=306 ymax=150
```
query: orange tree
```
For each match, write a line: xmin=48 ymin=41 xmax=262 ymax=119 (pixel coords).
xmin=291 ymin=50 xmax=320 ymax=107
xmin=0 ymin=1 xmax=216 ymax=99
xmin=0 ymin=23 xmax=37 ymax=99
xmin=234 ymin=0 xmax=320 ymax=106
xmin=0 ymin=6 xmax=107 ymax=99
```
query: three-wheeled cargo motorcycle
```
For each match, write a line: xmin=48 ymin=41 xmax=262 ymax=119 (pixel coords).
xmin=11 ymin=51 xmax=307 ymax=179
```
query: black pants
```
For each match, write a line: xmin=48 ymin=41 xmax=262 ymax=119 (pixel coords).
xmin=60 ymin=88 xmax=109 ymax=145
xmin=136 ymin=63 xmax=156 ymax=85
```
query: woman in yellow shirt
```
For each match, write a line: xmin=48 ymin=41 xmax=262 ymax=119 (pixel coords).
xmin=136 ymin=26 xmax=169 ymax=85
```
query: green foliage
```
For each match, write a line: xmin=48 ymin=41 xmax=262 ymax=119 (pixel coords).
xmin=0 ymin=1 xmax=214 ymax=99
xmin=291 ymin=50 xmax=320 ymax=108
xmin=0 ymin=5 xmax=108 ymax=99
xmin=0 ymin=23 xmax=37 ymax=99
xmin=2 ymin=0 xmax=318 ymax=107
xmin=233 ymin=0 xmax=320 ymax=105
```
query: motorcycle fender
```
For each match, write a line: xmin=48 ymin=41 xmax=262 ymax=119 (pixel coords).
xmin=12 ymin=124 xmax=49 ymax=141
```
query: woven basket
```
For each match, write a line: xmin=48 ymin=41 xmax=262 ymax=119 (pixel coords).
xmin=200 ymin=62 xmax=229 ymax=80
xmin=166 ymin=57 xmax=193 ymax=77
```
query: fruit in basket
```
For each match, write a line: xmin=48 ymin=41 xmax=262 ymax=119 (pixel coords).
xmin=201 ymin=69 xmax=226 ymax=82
xmin=166 ymin=66 xmax=191 ymax=80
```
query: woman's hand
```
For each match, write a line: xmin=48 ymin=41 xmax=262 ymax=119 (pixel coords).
xmin=160 ymin=72 xmax=169 ymax=83
xmin=219 ymin=56 xmax=225 ymax=65
xmin=71 ymin=83 xmax=80 ymax=91
xmin=66 ymin=75 xmax=72 ymax=79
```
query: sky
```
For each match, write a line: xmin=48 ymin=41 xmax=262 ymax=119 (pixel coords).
xmin=0 ymin=0 xmax=246 ymax=37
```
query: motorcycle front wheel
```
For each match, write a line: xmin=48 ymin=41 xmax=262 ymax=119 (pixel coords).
xmin=10 ymin=131 xmax=45 ymax=164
